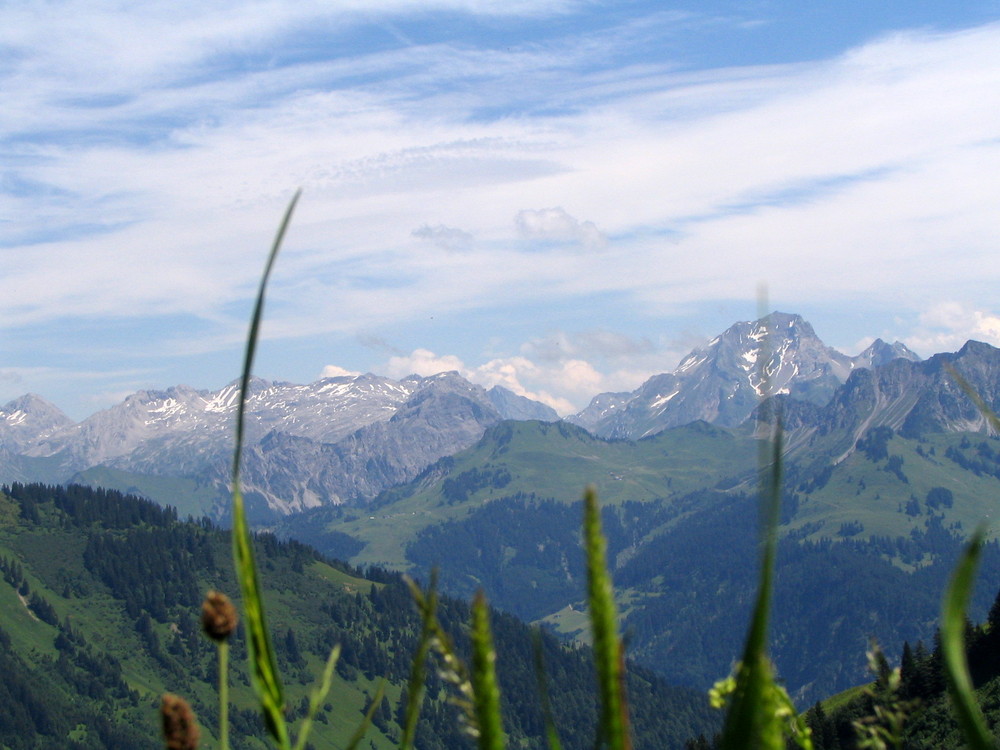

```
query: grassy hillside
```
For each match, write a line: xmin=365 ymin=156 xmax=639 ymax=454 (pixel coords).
xmin=272 ymin=421 xmax=1000 ymax=705
xmin=279 ymin=419 xmax=758 ymax=570
xmin=0 ymin=482 xmax=717 ymax=749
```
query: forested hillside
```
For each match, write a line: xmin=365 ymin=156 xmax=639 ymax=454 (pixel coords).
xmin=276 ymin=418 xmax=1000 ymax=705
xmin=0 ymin=482 xmax=716 ymax=748
xmin=798 ymin=587 xmax=1000 ymax=748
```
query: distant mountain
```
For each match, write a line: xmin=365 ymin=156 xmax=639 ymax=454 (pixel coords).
xmin=0 ymin=394 xmax=75 ymax=452
xmin=747 ymin=339 xmax=1000 ymax=465
xmin=570 ymin=312 xmax=919 ymax=439
xmin=0 ymin=373 xmax=557 ymax=518
xmin=279 ymin=341 xmax=1000 ymax=704
xmin=487 ymin=385 xmax=560 ymax=421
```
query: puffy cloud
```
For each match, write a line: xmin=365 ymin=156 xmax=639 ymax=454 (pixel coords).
xmin=385 ymin=349 xmax=466 ymax=379
xmin=375 ymin=340 xmax=668 ymax=416
xmin=904 ymin=303 xmax=1000 ymax=355
xmin=515 ymin=207 xmax=607 ymax=250
xmin=411 ymin=224 xmax=474 ymax=252
xmin=319 ymin=364 xmax=362 ymax=378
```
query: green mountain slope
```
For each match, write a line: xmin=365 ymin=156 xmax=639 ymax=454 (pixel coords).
xmin=274 ymin=419 xmax=1000 ymax=705
xmin=0 ymin=482 xmax=716 ymax=749
xmin=279 ymin=420 xmax=758 ymax=570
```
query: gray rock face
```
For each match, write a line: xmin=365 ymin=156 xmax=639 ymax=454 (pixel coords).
xmin=744 ymin=339 xmax=1000 ymax=465
xmin=0 ymin=371 xmax=555 ymax=516
xmin=487 ymin=386 xmax=560 ymax=422
xmin=570 ymin=312 xmax=920 ymax=439
xmin=0 ymin=394 xmax=75 ymax=453
xmin=819 ymin=340 xmax=1000 ymax=440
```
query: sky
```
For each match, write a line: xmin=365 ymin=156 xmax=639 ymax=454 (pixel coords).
xmin=5 ymin=1 xmax=1000 ymax=420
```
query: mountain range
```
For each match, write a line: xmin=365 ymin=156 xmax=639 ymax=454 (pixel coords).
xmin=272 ymin=327 xmax=1000 ymax=703
xmin=1 ymin=312 xmax=928 ymax=518
xmin=1 ymin=373 xmax=556 ymax=518
xmin=570 ymin=311 xmax=919 ymax=438
xmin=6 ymin=311 xmax=1000 ymax=706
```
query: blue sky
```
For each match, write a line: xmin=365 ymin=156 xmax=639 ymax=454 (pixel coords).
xmin=5 ymin=1 xmax=1000 ymax=419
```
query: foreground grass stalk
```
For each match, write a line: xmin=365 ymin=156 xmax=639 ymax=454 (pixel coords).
xmin=471 ymin=590 xmax=506 ymax=750
xmin=717 ymin=300 xmax=812 ymax=750
xmin=583 ymin=485 xmax=630 ymax=750
xmin=202 ymin=590 xmax=238 ymax=750
xmin=230 ymin=191 xmax=301 ymax=749
xmin=718 ymin=418 xmax=787 ymax=750
xmin=219 ymin=641 xmax=229 ymax=750
xmin=292 ymin=644 xmax=342 ymax=750
xmin=939 ymin=362 xmax=1000 ymax=748
xmin=940 ymin=527 xmax=996 ymax=750
xmin=401 ymin=573 xmax=440 ymax=750
xmin=852 ymin=643 xmax=910 ymax=750
xmin=345 ymin=680 xmax=387 ymax=750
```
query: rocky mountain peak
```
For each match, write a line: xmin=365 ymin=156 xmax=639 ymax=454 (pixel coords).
xmin=0 ymin=369 xmax=558 ymax=518
xmin=571 ymin=312 xmax=923 ymax=440
xmin=0 ymin=394 xmax=75 ymax=453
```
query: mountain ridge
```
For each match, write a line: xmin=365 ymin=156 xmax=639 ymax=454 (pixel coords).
xmin=569 ymin=312 xmax=919 ymax=439
xmin=1 ymin=372 xmax=559 ymax=518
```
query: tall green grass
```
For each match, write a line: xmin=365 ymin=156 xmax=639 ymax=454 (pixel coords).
xmin=163 ymin=193 xmax=999 ymax=749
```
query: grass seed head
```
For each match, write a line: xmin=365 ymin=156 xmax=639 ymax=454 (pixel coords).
xmin=201 ymin=590 xmax=238 ymax=642
xmin=161 ymin=693 xmax=199 ymax=750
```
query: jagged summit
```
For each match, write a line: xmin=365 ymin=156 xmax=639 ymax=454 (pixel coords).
xmin=0 ymin=394 xmax=75 ymax=453
xmin=0 ymin=372 xmax=556 ymax=517
xmin=570 ymin=312 xmax=921 ymax=440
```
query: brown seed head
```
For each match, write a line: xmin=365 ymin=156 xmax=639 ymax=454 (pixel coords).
xmin=201 ymin=590 xmax=238 ymax=641
xmin=161 ymin=693 xmax=199 ymax=750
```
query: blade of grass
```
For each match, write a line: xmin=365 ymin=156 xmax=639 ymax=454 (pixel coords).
xmin=405 ymin=573 xmax=480 ymax=740
xmin=940 ymin=527 xmax=996 ymax=750
xmin=470 ymin=590 xmax=506 ymax=750
xmin=718 ymin=419 xmax=785 ymax=750
xmin=231 ymin=189 xmax=301 ymax=749
xmin=719 ymin=297 xmax=803 ymax=750
xmin=292 ymin=644 xmax=341 ymax=750
xmin=583 ymin=485 xmax=629 ymax=750
xmin=400 ymin=573 xmax=440 ymax=750
xmin=345 ymin=681 xmax=387 ymax=750
xmin=219 ymin=641 xmax=230 ymax=750
xmin=945 ymin=363 xmax=1000 ymax=434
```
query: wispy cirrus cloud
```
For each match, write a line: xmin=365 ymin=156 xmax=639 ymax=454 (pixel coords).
xmin=4 ymin=3 xmax=1000 ymax=416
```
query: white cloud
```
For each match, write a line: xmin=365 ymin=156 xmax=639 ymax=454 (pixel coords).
xmin=376 ymin=340 xmax=671 ymax=416
xmin=319 ymin=364 xmax=362 ymax=378
xmin=515 ymin=207 xmax=607 ymax=250
xmin=385 ymin=349 xmax=465 ymax=379
xmin=411 ymin=224 xmax=474 ymax=252
xmin=6 ymin=8 xmax=1000 ymax=414
xmin=904 ymin=303 xmax=1000 ymax=355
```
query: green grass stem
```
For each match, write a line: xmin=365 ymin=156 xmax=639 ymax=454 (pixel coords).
xmin=940 ymin=527 xmax=997 ymax=750
xmin=230 ymin=191 xmax=300 ymax=749
xmin=401 ymin=573 xmax=439 ymax=750
xmin=218 ymin=641 xmax=229 ymax=750
xmin=345 ymin=681 xmax=387 ymax=750
xmin=292 ymin=644 xmax=342 ymax=750
xmin=718 ymin=297 xmax=813 ymax=750
xmin=471 ymin=590 xmax=506 ymax=750
xmin=583 ymin=485 xmax=629 ymax=750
